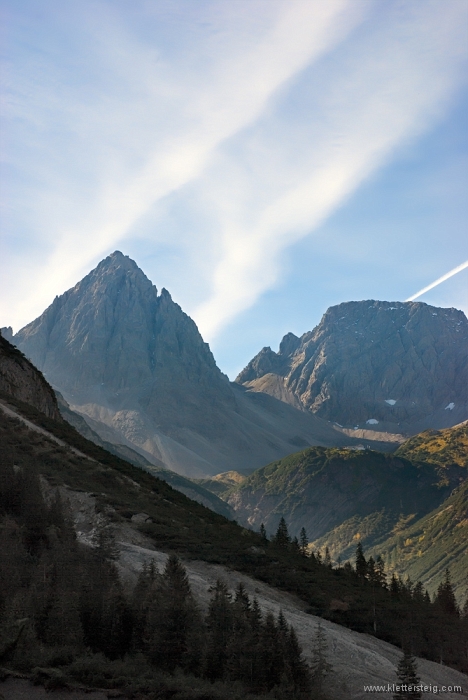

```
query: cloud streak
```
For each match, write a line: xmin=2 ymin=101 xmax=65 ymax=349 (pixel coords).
xmin=193 ymin=1 xmax=468 ymax=337
xmin=1 ymin=0 xmax=361 ymax=329
xmin=1 ymin=0 xmax=467 ymax=340
xmin=406 ymin=260 xmax=468 ymax=302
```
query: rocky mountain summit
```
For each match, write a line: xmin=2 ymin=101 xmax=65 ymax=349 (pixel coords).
xmin=237 ymin=300 xmax=468 ymax=434
xmin=13 ymin=252 xmax=354 ymax=477
xmin=0 ymin=332 xmax=61 ymax=420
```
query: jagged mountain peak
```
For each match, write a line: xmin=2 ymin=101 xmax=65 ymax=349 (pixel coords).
xmin=237 ymin=299 xmax=468 ymax=432
xmin=13 ymin=253 xmax=228 ymax=412
xmin=12 ymin=253 xmax=356 ymax=477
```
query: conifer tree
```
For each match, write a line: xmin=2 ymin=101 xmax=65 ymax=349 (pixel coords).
xmin=147 ymin=554 xmax=202 ymax=673
xmin=226 ymin=582 xmax=255 ymax=685
xmin=376 ymin=555 xmax=387 ymax=588
xmin=435 ymin=569 xmax=459 ymax=616
xmin=324 ymin=546 xmax=332 ymax=568
xmin=92 ymin=523 xmax=119 ymax=563
xmin=355 ymin=542 xmax=367 ymax=580
xmin=132 ymin=559 xmax=160 ymax=652
xmin=100 ymin=581 xmax=132 ymax=659
xmin=204 ymin=579 xmax=233 ymax=681
xmin=257 ymin=611 xmax=283 ymax=692
xmin=310 ymin=621 xmax=332 ymax=697
xmin=238 ymin=595 xmax=264 ymax=691
xmin=393 ymin=649 xmax=422 ymax=699
xmin=259 ymin=523 xmax=268 ymax=543
xmin=274 ymin=517 xmax=291 ymax=549
xmin=285 ymin=624 xmax=311 ymax=694
xmin=299 ymin=527 xmax=308 ymax=556
xmin=390 ymin=573 xmax=401 ymax=598
xmin=291 ymin=535 xmax=300 ymax=554
xmin=367 ymin=556 xmax=376 ymax=583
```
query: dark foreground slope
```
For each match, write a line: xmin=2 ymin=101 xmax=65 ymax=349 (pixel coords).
xmin=13 ymin=252 xmax=358 ymax=478
xmin=1 ymin=403 xmax=468 ymax=674
xmin=237 ymin=300 xmax=468 ymax=434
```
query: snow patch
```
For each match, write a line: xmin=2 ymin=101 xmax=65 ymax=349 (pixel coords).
xmin=366 ymin=419 xmax=379 ymax=425
xmin=445 ymin=403 xmax=455 ymax=410
xmin=384 ymin=399 xmax=396 ymax=406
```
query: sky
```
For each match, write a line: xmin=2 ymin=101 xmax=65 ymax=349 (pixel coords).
xmin=1 ymin=0 xmax=467 ymax=378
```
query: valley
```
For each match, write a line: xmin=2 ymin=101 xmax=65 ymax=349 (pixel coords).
xmin=0 ymin=396 xmax=467 ymax=699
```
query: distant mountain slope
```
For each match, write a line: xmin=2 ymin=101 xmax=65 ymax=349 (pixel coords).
xmin=195 ymin=470 xmax=247 ymax=497
xmin=0 ymin=333 xmax=61 ymax=420
xmin=395 ymin=421 xmax=468 ymax=467
xmin=223 ymin=446 xmax=463 ymax=543
xmin=236 ymin=300 xmax=468 ymax=434
xmin=306 ymin=422 xmax=468 ymax=598
xmin=368 ymin=479 xmax=468 ymax=600
xmin=56 ymin=392 xmax=233 ymax=518
xmin=13 ymin=251 xmax=364 ymax=478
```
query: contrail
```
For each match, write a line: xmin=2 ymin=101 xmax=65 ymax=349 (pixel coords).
xmin=406 ymin=260 xmax=468 ymax=301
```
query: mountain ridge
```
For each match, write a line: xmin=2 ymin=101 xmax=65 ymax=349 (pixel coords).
xmin=236 ymin=299 xmax=468 ymax=434
xmin=13 ymin=251 xmax=361 ymax=477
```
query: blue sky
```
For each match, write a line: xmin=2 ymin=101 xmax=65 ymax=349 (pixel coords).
xmin=1 ymin=0 xmax=467 ymax=378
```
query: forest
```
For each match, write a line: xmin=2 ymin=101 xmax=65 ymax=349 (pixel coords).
xmin=1 ymin=407 xmax=467 ymax=699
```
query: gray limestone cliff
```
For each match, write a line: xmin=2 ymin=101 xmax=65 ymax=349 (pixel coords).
xmin=13 ymin=252 xmax=351 ymax=477
xmin=236 ymin=300 xmax=468 ymax=433
xmin=0 ymin=333 xmax=62 ymax=420
xmin=15 ymin=251 xmax=234 ymax=438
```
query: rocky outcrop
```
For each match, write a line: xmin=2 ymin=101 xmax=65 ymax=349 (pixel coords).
xmin=0 ymin=334 xmax=61 ymax=420
xmin=237 ymin=300 xmax=468 ymax=433
xmin=13 ymin=252 xmax=355 ymax=477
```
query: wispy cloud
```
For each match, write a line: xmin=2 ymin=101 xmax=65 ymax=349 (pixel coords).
xmin=1 ymin=0 xmax=361 ymax=328
xmin=1 ymin=0 xmax=467 ymax=338
xmin=193 ymin=1 xmax=468 ymax=336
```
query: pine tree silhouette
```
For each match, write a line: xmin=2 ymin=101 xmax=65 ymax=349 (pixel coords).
xmin=435 ymin=569 xmax=459 ymax=616
xmin=310 ymin=621 xmax=332 ymax=697
xmin=299 ymin=527 xmax=308 ymax=556
xmin=393 ymin=648 xmax=422 ymax=699
xmin=274 ymin=516 xmax=291 ymax=549
xmin=355 ymin=542 xmax=367 ymax=580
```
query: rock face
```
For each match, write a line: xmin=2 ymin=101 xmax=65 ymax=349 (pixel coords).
xmin=236 ymin=300 xmax=468 ymax=433
xmin=13 ymin=252 xmax=354 ymax=477
xmin=0 ymin=333 xmax=62 ymax=420
xmin=14 ymin=251 xmax=234 ymax=432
